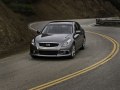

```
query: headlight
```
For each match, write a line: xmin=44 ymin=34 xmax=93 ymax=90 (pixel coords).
xmin=31 ymin=39 xmax=35 ymax=45
xmin=62 ymin=39 xmax=72 ymax=47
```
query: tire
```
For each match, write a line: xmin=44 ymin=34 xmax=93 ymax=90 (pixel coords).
xmin=30 ymin=54 xmax=36 ymax=59
xmin=69 ymin=45 xmax=76 ymax=59
xmin=81 ymin=38 xmax=86 ymax=50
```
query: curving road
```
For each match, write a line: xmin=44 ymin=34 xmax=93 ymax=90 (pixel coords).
xmin=0 ymin=19 xmax=120 ymax=90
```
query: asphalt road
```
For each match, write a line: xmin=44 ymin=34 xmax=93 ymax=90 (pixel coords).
xmin=0 ymin=19 xmax=120 ymax=90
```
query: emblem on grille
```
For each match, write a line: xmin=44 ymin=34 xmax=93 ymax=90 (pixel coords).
xmin=46 ymin=44 xmax=51 ymax=47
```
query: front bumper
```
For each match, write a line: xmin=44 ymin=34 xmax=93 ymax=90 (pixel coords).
xmin=30 ymin=53 xmax=71 ymax=57
xmin=30 ymin=44 xmax=72 ymax=57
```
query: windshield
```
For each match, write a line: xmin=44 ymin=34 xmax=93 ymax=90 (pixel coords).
xmin=42 ymin=24 xmax=73 ymax=34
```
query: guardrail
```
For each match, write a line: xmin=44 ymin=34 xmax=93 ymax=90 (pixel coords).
xmin=96 ymin=18 xmax=120 ymax=26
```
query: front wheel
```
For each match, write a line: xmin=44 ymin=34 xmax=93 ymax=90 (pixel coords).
xmin=69 ymin=45 xmax=76 ymax=59
xmin=30 ymin=54 xmax=37 ymax=59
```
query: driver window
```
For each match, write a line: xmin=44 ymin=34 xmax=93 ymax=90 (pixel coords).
xmin=75 ymin=23 xmax=78 ymax=31
xmin=76 ymin=22 xmax=81 ymax=30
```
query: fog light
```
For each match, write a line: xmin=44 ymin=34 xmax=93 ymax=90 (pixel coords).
xmin=33 ymin=50 xmax=38 ymax=54
xmin=33 ymin=50 xmax=36 ymax=54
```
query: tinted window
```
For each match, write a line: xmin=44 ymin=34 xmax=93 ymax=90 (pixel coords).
xmin=75 ymin=22 xmax=81 ymax=30
xmin=76 ymin=23 xmax=81 ymax=30
xmin=42 ymin=24 xmax=73 ymax=34
xmin=75 ymin=24 xmax=78 ymax=30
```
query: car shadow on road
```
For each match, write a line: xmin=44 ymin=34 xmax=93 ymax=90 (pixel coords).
xmin=30 ymin=56 xmax=73 ymax=61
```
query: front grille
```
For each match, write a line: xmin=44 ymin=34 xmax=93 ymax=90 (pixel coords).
xmin=39 ymin=51 xmax=58 ymax=55
xmin=39 ymin=43 xmax=59 ymax=47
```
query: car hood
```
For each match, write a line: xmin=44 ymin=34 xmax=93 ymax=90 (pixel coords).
xmin=35 ymin=34 xmax=71 ymax=43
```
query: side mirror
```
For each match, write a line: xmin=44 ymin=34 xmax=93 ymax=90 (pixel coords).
xmin=37 ymin=30 xmax=41 ymax=34
xmin=76 ymin=30 xmax=81 ymax=34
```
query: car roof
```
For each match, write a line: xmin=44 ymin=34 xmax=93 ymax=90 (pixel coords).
xmin=49 ymin=21 xmax=76 ymax=25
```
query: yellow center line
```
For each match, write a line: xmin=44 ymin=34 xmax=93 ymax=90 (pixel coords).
xmin=29 ymin=31 xmax=119 ymax=90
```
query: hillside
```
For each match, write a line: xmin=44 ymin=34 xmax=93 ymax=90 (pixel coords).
xmin=32 ymin=0 xmax=120 ymax=20
xmin=0 ymin=0 xmax=120 ymax=58
xmin=0 ymin=2 xmax=33 ymax=58
xmin=2 ymin=0 xmax=120 ymax=21
xmin=109 ymin=0 xmax=120 ymax=11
